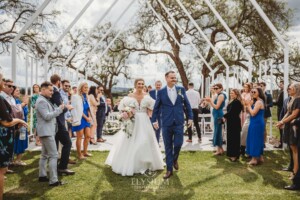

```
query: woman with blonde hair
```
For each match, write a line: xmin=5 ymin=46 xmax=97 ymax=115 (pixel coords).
xmin=240 ymin=82 xmax=252 ymax=156
xmin=277 ymin=83 xmax=300 ymax=179
xmin=71 ymin=82 xmax=92 ymax=160
xmin=223 ymin=89 xmax=243 ymax=161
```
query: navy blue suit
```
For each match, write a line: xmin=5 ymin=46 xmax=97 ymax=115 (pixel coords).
xmin=50 ymin=86 xmax=71 ymax=170
xmin=149 ymin=89 xmax=162 ymax=143
xmin=96 ymin=97 xmax=106 ymax=139
xmin=151 ymin=86 xmax=193 ymax=172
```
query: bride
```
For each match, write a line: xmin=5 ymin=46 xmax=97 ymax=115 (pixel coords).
xmin=105 ymin=78 xmax=164 ymax=176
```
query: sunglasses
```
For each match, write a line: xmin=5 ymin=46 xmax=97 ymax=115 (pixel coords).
xmin=64 ymin=85 xmax=71 ymax=88
xmin=251 ymin=91 xmax=257 ymax=94
xmin=213 ymin=88 xmax=219 ymax=90
xmin=6 ymin=84 xmax=15 ymax=89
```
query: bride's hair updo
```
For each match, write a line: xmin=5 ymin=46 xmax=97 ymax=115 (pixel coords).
xmin=134 ymin=78 xmax=145 ymax=88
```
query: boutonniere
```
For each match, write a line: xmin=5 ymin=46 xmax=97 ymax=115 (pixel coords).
xmin=177 ymin=89 xmax=184 ymax=100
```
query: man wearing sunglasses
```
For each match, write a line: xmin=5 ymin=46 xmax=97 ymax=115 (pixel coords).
xmin=0 ymin=79 xmax=16 ymax=106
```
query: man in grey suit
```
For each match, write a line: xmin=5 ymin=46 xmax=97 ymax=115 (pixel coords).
xmin=36 ymin=81 xmax=71 ymax=186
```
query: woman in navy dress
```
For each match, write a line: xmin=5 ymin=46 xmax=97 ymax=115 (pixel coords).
xmin=72 ymin=82 xmax=92 ymax=160
xmin=12 ymin=87 xmax=29 ymax=166
xmin=245 ymin=87 xmax=265 ymax=165
xmin=205 ymin=83 xmax=227 ymax=155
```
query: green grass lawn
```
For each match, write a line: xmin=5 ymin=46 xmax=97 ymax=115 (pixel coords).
xmin=4 ymin=151 xmax=300 ymax=200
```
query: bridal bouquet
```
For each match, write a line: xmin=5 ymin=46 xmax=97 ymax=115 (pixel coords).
xmin=117 ymin=106 xmax=136 ymax=138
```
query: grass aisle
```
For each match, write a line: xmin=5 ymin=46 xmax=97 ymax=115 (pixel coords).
xmin=4 ymin=151 xmax=300 ymax=200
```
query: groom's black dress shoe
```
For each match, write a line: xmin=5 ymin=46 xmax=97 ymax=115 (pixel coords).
xmin=58 ymin=169 xmax=75 ymax=175
xmin=49 ymin=181 xmax=66 ymax=187
xmin=39 ymin=176 xmax=49 ymax=182
xmin=163 ymin=171 xmax=173 ymax=179
xmin=284 ymin=184 xmax=300 ymax=191
xmin=173 ymin=160 xmax=179 ymax=170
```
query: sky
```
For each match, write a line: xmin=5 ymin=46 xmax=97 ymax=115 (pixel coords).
xmin=0 ymin=0 xmax=299 ymax=89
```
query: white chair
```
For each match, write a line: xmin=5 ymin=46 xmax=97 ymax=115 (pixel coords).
xmin=199 ymin=113 xmax=213 ymax=135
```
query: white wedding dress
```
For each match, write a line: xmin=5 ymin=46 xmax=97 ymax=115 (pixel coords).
xmin=105 ymin=95 xmax=165 ymax=176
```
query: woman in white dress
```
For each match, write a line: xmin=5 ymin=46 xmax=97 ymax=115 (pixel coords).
xmin=105 ymin=78 xmax=164 ymax=176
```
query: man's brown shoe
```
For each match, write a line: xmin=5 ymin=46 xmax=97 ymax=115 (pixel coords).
xmin=163 ymin=171 xmax=173 ymax=179
xmin=173 ymin=160 xmax=179 ymax=170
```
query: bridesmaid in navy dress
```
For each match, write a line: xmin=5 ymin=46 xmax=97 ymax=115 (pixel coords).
xmin=245 ymin=87 xmax=265 ymax=165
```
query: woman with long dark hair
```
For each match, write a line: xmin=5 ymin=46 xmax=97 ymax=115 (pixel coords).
xmin=223 ymin=89 xmax=243 ymax=162
xmin=12 ymin=87 xmax=29 ymax=166
xmin=88 ymin=86 xmax=100 ymax=145
xmin=205 ymin=83 xmax=227 ymax=155
xmin=245 ymin=87 xmax=265 ymax=165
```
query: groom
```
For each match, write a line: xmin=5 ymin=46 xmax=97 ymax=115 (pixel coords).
xmin=151 ymin=71 xmax=193 ymax=179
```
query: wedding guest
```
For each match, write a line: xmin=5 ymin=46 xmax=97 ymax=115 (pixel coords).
xmin=106 ymin=98 xmax=112 ymax=117
xmin=205 ymin=83 xmax=227 ymax=155
xmin=223 ymin=89 xmax=243 ymax=162
xmin=276 ymin=83 xmax=300 ymax=180
xmin=113 ymin=100 xmax=120 ymax=112
xmin=245 ymin=87 xmax=265 ymax=165
xmin=31 ymin=84 xmax=41 ymax=146
xmin=0 ymin=73 xmax=27 ymax=199
xmin=143 ymin=85 xmax=148 ymax=94
xmin=50 ymin=75 xmax=75 ymax=175
xmin=88 ymin=86 xmax=100 ymax=145
xmin=71 ymin=82 xmax=92 ymax=159
xmin=12 ymin=87 xmax=29 ymax=166
xmin=36 ymin=81 xmax=65 ymax=186
xmin=285 ymin=116 xmax=300 ymax=190
xmin=240 ymin=83 xmax=252 ymax=156
xmin=72 ymin=86 xmax=77 ymax=95
xmin=0 ymin=79 xmax=18 ymax=173
xmin=96 ymin=86 xmax=107 ymax=143
xmin=274 ymin=80 xmax=284 ymax=148
xmin=149 ymin=80 xmax=162 ymax=143
xmin=260 ymin=82 xmax=273 ymax=146
xmin=280 ymin=84 xmax=293 ymax=172
xmin=186 ymin=83 xmax=201 ymax=143
xmin=147 ymin=85 xmax=152 ymax=92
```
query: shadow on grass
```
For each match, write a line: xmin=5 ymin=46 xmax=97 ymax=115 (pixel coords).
xmin=211 ymin=150 xmax=289 ymax=189
xmin=4 ymin=151 xmax=85 ymax=200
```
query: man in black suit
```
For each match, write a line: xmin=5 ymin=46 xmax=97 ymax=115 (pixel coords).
xmin=50 ymin=74 xmax=75 ymax=175
xmin=96 ymin=86 xmax=107 ymax=143
xmin=260 ymin=82 xmax=273 ymax=146
xmin=275 ymin=81 xmax=284 ymax=148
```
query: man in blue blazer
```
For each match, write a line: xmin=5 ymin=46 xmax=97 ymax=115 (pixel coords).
xmin=151 ymin=71 xmax=193 ymax=179
xmin=149 ymin=80 xmax=162 ymax=143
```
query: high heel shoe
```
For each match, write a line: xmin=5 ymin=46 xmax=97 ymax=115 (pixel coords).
xmin=89 ymin=140 xmax=97 ymax=145
xmin=213 ymin=151 xmax=223 ymax=156
xmin=247 ymin=161 xmax=257 ymax=166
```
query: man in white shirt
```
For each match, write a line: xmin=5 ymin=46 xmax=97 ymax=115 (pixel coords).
xmin=186 ymin=83 xmax=202 ymax=143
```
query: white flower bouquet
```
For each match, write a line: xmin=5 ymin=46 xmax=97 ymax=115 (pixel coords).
xmin=118 ymin=106 xmax=136 ymax=138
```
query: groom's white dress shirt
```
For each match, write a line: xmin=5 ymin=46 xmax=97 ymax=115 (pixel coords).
xmin=167 ymin=86 xmax=177 ymax=105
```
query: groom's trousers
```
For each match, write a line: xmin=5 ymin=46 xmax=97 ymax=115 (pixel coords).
xmin=162 ymin=123 xmax=184 ymax=172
